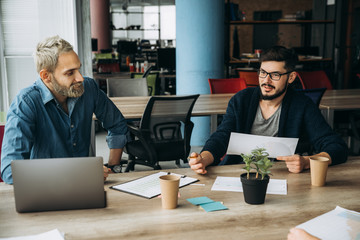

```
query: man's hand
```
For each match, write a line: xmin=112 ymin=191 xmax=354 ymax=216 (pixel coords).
xmin=278 ymin=152 xmax=331 ymax=173
xmin=103 ymin=166 xmax=109 ymax=181
xmin=276 ymin=154 xmax=309 ymax=173
xmin=188 ymin=151 xmax=214 ymax=174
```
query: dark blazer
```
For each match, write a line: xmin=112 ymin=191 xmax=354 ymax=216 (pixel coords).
xmin=202 ymin=87 xmax=348 ymax=165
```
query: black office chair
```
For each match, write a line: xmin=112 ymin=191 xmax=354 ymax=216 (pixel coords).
xmin=124 ymin=94 xmax=200 ymax=171
xmin=295 ymin=88 xmax=327 ymax=155
xmin=296 ymin=88 xmax=327 ymax=106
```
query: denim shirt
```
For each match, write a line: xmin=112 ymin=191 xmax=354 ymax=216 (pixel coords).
xmin=1 ymin=77 xmax=128 ymax=184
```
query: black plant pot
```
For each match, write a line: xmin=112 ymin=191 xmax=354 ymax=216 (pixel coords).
xmin=240 ymin=172 xmax=269 ymax=205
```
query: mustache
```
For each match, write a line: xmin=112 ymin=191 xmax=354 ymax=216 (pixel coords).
xmin=71 ymin=82 xmax=83 ymax=87
xmin=261 ymin=83 xmax=275 ymax=89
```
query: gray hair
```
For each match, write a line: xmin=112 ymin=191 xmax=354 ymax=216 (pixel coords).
xmin=34 ymin=35 xmax=73 ymax=73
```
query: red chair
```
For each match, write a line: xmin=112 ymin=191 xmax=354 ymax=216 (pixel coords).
xmin=297 ymin=70 xmax=333 ymax=90
xmin=237 ymin=71 xmax=259 ymax=87
xmin=208 ymin=78 xmax=247 ymax=94
xmin=0 ymin=124 xmax=4 ymax=182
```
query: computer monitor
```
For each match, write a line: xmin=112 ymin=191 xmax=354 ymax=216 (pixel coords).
xmin=157 ymin=48 xmax=176 ymax=73
xmin=117 ymin=40 xmax=138 ymax=55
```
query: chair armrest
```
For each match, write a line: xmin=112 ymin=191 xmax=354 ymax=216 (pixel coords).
xmin=126 ymin=123 xmax=158 ymax=165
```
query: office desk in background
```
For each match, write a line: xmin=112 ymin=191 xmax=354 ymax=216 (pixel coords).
xmin=109 ymin=89 xmax=360 ymax=129
xmin=0 ymin=158 xmax=359 ymax=239
xmin=320 ymin=88 xmax=360 ymax=128
xmin=110 ymin=93 xmax=233 ymax=133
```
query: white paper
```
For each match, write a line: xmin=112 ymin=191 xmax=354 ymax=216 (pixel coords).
xmin=111 ymin=172 xmax=198 ymax=199
xmin=296 ymin=206 xmax=360 ymax=240
xmin=0 ymin=229 xmax=64 ymax=240
xmin=227 ymin=133 xmax=299 ymax=158
xmin=211 ymin=176 xmax=287 ymax=195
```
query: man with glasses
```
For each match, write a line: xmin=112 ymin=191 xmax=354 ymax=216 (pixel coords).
xmin=189 ymin=46 xmax=347 ymax=174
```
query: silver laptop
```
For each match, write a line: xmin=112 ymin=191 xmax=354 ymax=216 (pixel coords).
xmin=11 ymin=157 xmax=107 ymax=213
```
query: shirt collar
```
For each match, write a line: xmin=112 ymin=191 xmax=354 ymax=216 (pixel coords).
xmin=35 ymin=77 xmax=55 ymax=105
xmin=35 ymin=77 xmax=83 ymax=116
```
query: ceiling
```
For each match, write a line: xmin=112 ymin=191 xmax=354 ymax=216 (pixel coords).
xmin=110 ymin=0 xmax=175 ymax=7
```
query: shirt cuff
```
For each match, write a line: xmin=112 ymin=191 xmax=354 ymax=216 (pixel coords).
xmin=106 ymin=134 xmax=128 ymax=149
xmin=1 ymin=166 xmax=13 ymax=184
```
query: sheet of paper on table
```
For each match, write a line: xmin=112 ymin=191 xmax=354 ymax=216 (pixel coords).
xmin=211 ymin=176 xmax=287 ymax=195
xmin=296 ymin=206 xmax=360 ymax=240
xmin=0 ymin=229 xmax=64 ymax=240
xmin=227 ymin=132 xmax=299 ymax=158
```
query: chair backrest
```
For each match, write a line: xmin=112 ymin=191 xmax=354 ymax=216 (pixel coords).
xmin=208 ymin=78 xmax=247 ymax=94
xmin=237 ymin=70 xmax=259 ymax=87
xmin=131 ymin=71 xmax=160 ymax=96
xmin=140 ymin=95 xmax=200 ymax=141
xmin=295 ymin=88 xmax=327 ymax=106
xmin=106 ymin=78 xmax=149 ymax=97
xmin=293 ymin=72 xmax=306 ymax=89
xmin=297 ymin=70 xmax=333 ymax=90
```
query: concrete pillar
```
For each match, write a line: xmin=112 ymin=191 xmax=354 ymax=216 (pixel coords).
xmin=90 ymin=0 xmax=111 ymax=51
xmin=176 ymin=0 xmax=224 ymax=146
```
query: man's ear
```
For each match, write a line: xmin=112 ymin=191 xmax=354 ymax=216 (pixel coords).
xmin=288 ymin=71 xmax=297 ymax=84
xmin=39 ymin=69 xmax=51 ymax=83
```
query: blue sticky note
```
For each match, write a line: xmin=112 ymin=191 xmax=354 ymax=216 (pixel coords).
xmin=200 ymin=201 xmax=228 ymax=212
xmin=187 ymin=197 xmax=214 ymax=205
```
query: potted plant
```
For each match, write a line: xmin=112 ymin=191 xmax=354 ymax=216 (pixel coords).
xmin=240 ymin=147 xmax=273 ymax=205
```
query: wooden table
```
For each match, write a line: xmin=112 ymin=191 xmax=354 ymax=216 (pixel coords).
xmin=320 ymin=89 xmax=360 ymax=128
xmin=110 ymin=93 xmax=233 ymax=133
xmin=109 ymin=89 xmax=360 ymax=130
xmin=1 ymin=158 xmax=359 ymax=239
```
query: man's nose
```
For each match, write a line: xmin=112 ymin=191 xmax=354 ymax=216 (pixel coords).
xmin=75 ymin=70 xmax=84 ymax=82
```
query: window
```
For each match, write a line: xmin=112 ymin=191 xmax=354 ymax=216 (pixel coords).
xmin=0 ymin=0 xmax=77 ymax=111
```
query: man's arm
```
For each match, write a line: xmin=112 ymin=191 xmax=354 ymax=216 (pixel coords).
xmin=277 ymin=152 xmax=331 ymax=173
xmin=1 ymin=98 xmax=35 ymax=184
xmin=108 ymin=148 xmax=124 ymax=166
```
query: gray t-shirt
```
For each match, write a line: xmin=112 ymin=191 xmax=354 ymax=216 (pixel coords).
xmin=251 ymin=104 xmax=282 ymax=137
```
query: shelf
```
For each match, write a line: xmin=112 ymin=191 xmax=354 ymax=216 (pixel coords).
xmin=228 ymin=20 xmax=335 ymax=25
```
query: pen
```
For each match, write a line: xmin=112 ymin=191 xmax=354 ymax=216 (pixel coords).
xmin=167 ymin=172 xmax=187 ymax=178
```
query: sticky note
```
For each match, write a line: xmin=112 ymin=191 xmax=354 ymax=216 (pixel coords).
xmin=187 ymin=196 xmax=214 ymax=205
xmin=200 ymin=201 xmax=228 ymax=212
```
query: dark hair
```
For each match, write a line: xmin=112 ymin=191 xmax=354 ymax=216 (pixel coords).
xmin=260 ymin=46 xmax=298 ymax=72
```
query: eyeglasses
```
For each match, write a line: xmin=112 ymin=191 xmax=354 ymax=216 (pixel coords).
xmin=257 ymin=69 xmax=292 ymax=81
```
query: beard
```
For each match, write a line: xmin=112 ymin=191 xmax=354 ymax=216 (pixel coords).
xmin=260 ymin=79 xmax=289 ymax=101
xmin=51 ymin=76 xmax=84 ymax=98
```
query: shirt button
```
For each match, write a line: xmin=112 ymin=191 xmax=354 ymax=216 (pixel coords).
xmin=71 ymin=124 xmax=74 ymax=128
xmin=73 ymin=143 xmax=77 ymax=146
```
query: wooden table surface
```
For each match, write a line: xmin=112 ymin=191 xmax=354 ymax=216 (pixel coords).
xmin=110 ymin=93 xmax=232 ymax=119
xmin=1 ymin=158 xmax=359 ymax=240
xmin=109 ymin=89 xmax=360 ymax=129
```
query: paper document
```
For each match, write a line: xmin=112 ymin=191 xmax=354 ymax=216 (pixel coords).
xmin=296 ymin=206 xmax=360 ymax=240
xmin=0 ymin=229 xmax=64 ymax=240
xmin=211 ymin=176 xmax=287 ymax=195
xmin=110 ymin=172 xmax=198 ymax=199
xmin=227 ymin=133 xmax=298 ymax=158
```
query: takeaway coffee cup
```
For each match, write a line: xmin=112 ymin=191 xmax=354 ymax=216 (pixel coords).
xmin=159 ymin=175 xmax=180 ymax=209
xmin=310 ymin=156 xmax=330 ymax=186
